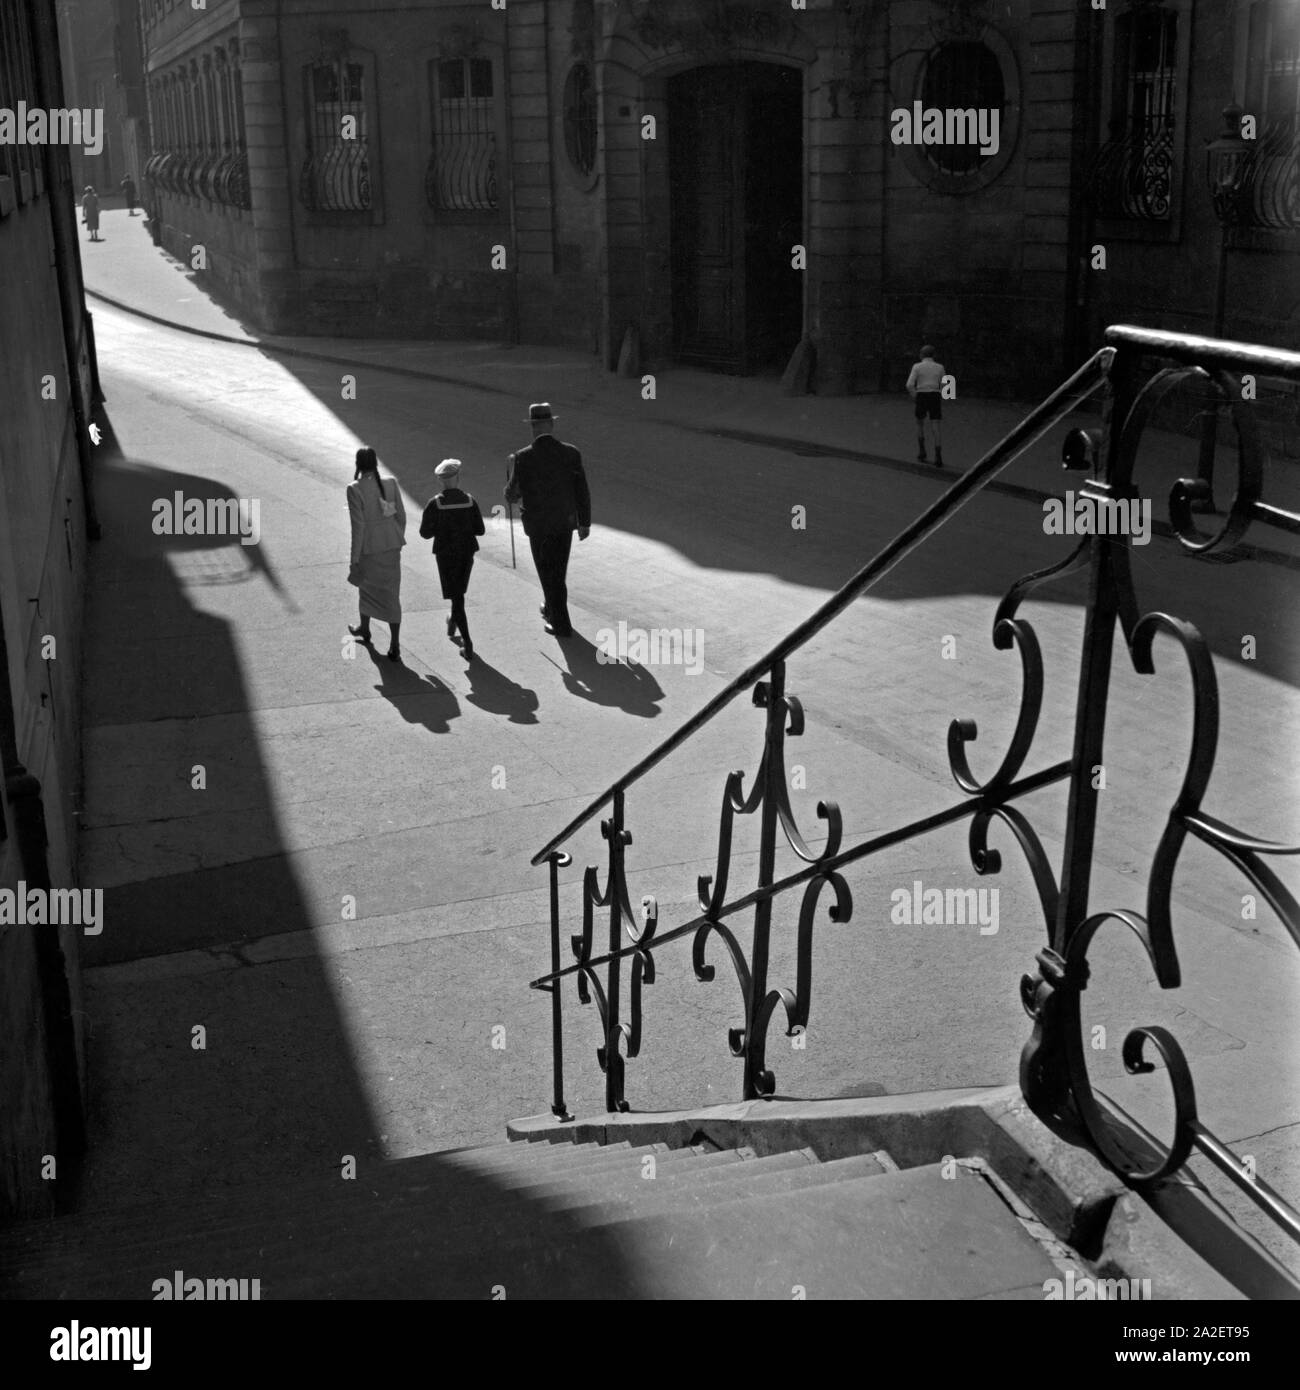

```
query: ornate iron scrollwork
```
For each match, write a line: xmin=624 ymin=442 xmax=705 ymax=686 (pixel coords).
xmin=1016 ymin=334 xmax=1300 ymax=1214
xmin=1094 ymin=120 xmax=1175 ymax=222
xmin=569 ymin=793 xmax=658 ymax=1112
xmin=692 ymin=662 xmax=849 ymax=1098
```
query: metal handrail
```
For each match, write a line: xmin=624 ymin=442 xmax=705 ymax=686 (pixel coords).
xmin=531 ymin=346 xmax=1114 ymax=866
xmin=526 ymin=325 xmax=1300 ymax=1270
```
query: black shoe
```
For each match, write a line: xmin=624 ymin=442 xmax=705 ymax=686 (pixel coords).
xmin=934 ymin=451 xmax=944 ymax=467
xmin=545 ymin=624 xmax=575 ymax=639
xmin=386 ymin=646 xmax=401 ymax=663
xmin=462 ymin=641 xmax=474 ymax=661
xmin=917 ymin=448 xmax=927 ymax=463
xmin=348 ymin=625 xmax=373 ymax=644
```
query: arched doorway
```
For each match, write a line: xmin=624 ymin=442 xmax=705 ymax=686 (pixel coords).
xmin=667 ymin=62 xmax=803 ymax=374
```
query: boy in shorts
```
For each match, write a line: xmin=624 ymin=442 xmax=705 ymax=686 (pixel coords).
xmin=906 ymin=344 xmax=945 ymax=467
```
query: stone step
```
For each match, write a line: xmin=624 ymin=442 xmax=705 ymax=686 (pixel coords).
xmin=0 ymin=1140 xmax=655 ymax=1271
xmin=272 ymin=1152 xmax=901 ymax=1298
xmin=160 ymin=1163 xmax=1058 ymax=1300
xmin=0 ymin=1143 xmax=757 ymax=1292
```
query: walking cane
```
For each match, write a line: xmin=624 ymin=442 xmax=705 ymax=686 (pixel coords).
xmin=506 ymin=453 xmax=517 ymax=568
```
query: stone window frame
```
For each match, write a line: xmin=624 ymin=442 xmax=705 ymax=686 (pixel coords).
xmin=892 ymin=23 xmax=1021 ymax=196
xmin=560 ymin=60 xmax=599 ymax=192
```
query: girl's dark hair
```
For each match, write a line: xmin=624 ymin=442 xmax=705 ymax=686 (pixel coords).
xmin=354 ymin=446 xmax=379 ymax=480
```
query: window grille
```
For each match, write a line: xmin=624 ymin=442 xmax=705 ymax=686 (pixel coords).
xmin=427 ymin=57 xmax=497 ymax=212
xmin=1095 ymin=7 xmax=1179 ymax=221
xmin=1239 ymin=0 xmax=1300 ymax=230
xmin=301 ymin=59 xmax=372 ymax=212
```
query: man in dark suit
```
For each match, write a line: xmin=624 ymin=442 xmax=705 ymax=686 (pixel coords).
xmin=504 ymin=403 xmax=591 ymax=639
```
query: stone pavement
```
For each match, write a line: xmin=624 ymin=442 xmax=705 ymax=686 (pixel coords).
xmin=57 ymin=208 xmax=1300 ymax=1291
xmin=80 ymin=207 xmax=1300 ymax=532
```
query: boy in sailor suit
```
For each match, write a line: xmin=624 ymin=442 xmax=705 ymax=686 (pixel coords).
xmin=419 ymin=459 xmax=486 ymax=660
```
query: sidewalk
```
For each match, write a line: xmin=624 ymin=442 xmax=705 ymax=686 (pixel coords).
xmin=65 ymin=209 xmax=1300 ymax=1284
xmin=79 ymin=208 xmax=1300 ymax=544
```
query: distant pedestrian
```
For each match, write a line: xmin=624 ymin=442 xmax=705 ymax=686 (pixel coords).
xmin=120 ymin=175 xmax=138 ymax=215
xmin=420 ymin=458 xmax=485 ymax=661
xmin=347 ymin=446 xmax=407 ymax=661
xmin=906 ymin=344 xmax=945 ymax=467
xmin=504 ymin=403 xmax=591 ymax=639
xmin=81 ymin=186 xmax=100 ymax=241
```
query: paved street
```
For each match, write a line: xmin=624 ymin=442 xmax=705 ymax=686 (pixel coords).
xmin=74 ymin=212 xmax=1300 ymax=1272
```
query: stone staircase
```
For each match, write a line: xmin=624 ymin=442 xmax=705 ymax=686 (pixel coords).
xmin=2 ymin=1131 xmax=1068 ymax=1300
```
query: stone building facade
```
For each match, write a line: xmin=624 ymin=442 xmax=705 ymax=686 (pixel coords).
xmin=1 ymin=0 xmax=99 ymax=1220
xmin=1078 ymin=1 xmax=1299 ymax=407
xmin=137 ymin=0 xmax=1094 ymax=396
xmin=136 ymin=0 xmax=1298 ymax=400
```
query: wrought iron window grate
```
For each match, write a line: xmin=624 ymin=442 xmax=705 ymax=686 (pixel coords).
xmin=301 ymin=60 xmax=372 ymax=213
xmin=427 ymin=57 xmax=497 ymax=212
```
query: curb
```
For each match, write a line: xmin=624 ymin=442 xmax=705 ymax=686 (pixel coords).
xmin=79 ymin=286 xmax=1041 ymax=491
xmin=83 ymin=286 xmax=512 ymax=398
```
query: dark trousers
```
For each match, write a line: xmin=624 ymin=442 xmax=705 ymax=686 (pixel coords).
xmin=529 ymin=528 xmax=574 ymax=635
xmin=450 ymin=594 xmax=470 ymax=643
xmin=436 ymin=552 xmax=474 ymax=643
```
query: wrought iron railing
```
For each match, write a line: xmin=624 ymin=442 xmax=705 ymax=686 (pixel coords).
xmin=146 ymin=147 xmax=249 ymax=211
xmin=1237 ymin=118 xmax=1300 ymax=232
xmin=528 ymin=326 xmax=1300 ymax=1257
xmin=300 ymin=144 xmax=372 ymax=212
xmin=425 ymin=130 xmax=497 ymax=212
xmin=1094 ymin=120 xmax=1176 ymax=221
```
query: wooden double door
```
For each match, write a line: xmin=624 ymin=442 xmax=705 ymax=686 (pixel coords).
xmin=668 ymin=63 xmax=804 ymax=374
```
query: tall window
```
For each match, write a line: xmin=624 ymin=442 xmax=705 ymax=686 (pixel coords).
xmin=301 ymin=58 xmax=372 ymax=212
xmin=563 ymin=62 xmax=597 ymax=178
xmin=1096 ymin=5 xmax=1180 ymax=221
xmin=428 ymin=56 xmax=497 ymax=212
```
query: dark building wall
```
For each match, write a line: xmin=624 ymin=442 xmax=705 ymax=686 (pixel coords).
xmin=1082 ymin=0 xmax=1300 ymax=452
xmin=280 ymin=1 xmax=514 ymax=337
xmin=1 ymin=0 xmax=97 ymax=1221
xmin=881 ymin=0 xmax=1083 ymax=399
xmin=143 ymin=0 xmax=597 ymax=342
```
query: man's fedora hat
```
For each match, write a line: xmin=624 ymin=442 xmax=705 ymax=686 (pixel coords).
xmin=525 ymin=402 xmax=557 ymax=422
